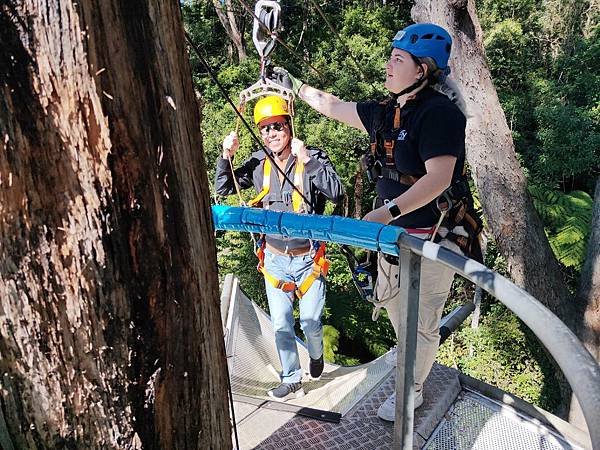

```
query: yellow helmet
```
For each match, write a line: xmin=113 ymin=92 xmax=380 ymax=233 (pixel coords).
xmin=254 ymin=96 xmax=290 ymax=125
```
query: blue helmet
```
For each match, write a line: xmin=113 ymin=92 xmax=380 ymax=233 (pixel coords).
xmin=391 ymin=23 xmax=452 ymax=70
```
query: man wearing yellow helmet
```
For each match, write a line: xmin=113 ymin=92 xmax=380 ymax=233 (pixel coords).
xmin=215 ymin=95 xmax=344 ymax=401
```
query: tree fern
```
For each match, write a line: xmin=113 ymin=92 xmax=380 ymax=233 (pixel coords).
xmin=528 ymin=185 xmax=593 ymax=270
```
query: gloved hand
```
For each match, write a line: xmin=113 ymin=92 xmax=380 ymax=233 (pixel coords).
xmin=272 ymin=67 xmax=304 ymax=96
xmin=222 ymin=131 xmax=239 ymax=159
xmin=291 ymin=137 xmax=310 ymax=163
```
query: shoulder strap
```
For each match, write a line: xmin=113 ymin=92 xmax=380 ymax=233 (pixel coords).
xmin=249 ymin=157 xmax=306 ymax=212
xmin=383 ymin=102 xmax=401 ymax=167
xmin=291 ymin=159 xmax=305 ymax=212
xmin=369 ymin=100 xmax=390 ymax=157
xmin=248 ymin=158 xmax=272 ymax=207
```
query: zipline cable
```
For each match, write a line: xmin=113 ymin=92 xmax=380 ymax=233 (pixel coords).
xmin=307 ymin=0 xmax=375 ymax=88
xmin=185 ymin=31 xmax=313 ymax=209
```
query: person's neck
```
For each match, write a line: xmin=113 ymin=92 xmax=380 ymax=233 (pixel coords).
xmin=396 ymin=82 xmax=428 ymax=108
xmin=274 ymin=147 xmax=291 ymax=165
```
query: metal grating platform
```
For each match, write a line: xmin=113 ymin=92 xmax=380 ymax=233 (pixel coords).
xmin=233 ymin=363 xmax=461 ymax=449
xmin=223 ymin=275 xmax=589 ymax=450
xmin=424 ymin=390 xmax=583 ymax=450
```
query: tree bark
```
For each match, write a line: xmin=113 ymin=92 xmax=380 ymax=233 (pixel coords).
xmin=411 ymin=0 xmax=572 ymax=323
xmin=569 ymin=178 xmax=600 ymax=431
xmin=212 ymin=0 xmax=247 ymax=62
xmin=0 ymin=1 xmax=230 ymax=449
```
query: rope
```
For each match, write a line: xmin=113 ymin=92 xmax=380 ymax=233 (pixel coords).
xmin=185 ymin=32 xmax=313 ymax=210
xmin=229 ymin=103 xmax=246 ymax=205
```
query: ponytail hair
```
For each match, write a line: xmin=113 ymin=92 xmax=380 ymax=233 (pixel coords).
xmin=418 ymin=56 xmax=468 ymax=116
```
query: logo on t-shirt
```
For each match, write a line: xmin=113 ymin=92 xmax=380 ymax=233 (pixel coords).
xmin=397 ymin=130 xmax=407 ymax=141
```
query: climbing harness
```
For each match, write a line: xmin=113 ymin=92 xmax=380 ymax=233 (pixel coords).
xmin=255 ymin=236 xmax=330 ymax=299
xmin=358 ymin=98 xmax=484 ymax=261
xmin=248 ymin=158 xmax=307 ymax=212
xmin=340 ymin=246 xmax=376 ymax=303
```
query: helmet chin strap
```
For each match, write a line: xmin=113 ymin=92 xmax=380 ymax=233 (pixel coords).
xmin=394 ymin=75 xmax=427 ymax=99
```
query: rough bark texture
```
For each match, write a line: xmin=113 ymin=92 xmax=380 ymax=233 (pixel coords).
xmin=411 ymin=0 xmax=572 ymax=323
xmin=212 ymin=0 xmax=246 ymax=62
xmin=0 ymin=1 xmax=230 ymax=449
xmin=569 ymin=178 xmax=600 ymax=431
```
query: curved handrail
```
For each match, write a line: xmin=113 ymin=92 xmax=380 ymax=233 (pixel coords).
xmin=400 ymin=233 xmax=600 ymax=449
xmin=212 ymin=205 xmax=600 ymax=449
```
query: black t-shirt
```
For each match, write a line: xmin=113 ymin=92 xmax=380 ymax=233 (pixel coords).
xmin=357 ymin=87 xmax=466 ymax=228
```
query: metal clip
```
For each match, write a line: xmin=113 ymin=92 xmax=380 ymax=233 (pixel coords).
xmin=430 ymin=191 xmax=453 ymax=241
xmin=252 ymin=0 xmax=281 ymax=61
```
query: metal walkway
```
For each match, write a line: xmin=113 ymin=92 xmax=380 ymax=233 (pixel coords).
xmin=222 ymin=275 xmax=591 ymax=450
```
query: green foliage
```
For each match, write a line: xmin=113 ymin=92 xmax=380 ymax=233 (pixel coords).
xmin=484 ymin=20 xmax=531 ymax=91
xmin=529 ymin=185 xmax=593 ymax=269
xmin=186 ymin=0 xmax=598 ymax=412
xmin=323 ymin=324 xmax=339 ymax=363
xmin=437 ymin=302 xmax=561 ymax=410
xmin=528 ymin=78 xmax=600 ymax=184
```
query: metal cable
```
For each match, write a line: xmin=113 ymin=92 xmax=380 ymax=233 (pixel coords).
xmin=185 ymin=31 xmax=313 ymax=208
xmin=307 ymin=0 xmax=376 ymax=89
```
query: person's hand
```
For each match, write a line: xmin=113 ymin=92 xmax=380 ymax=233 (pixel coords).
xmin=222 ymin=131 xmax=239 ymax=159
xmin=363 ymin=206 xmax=392 ymax=224
xmin=291 ymin=138 xmax=310 ymax=163
xmin=272 ymin=67 xmax=304 ymax=96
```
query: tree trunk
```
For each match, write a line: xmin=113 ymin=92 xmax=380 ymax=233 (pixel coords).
xmin=411 ymin=0 xmax=574 ymax=414
xmin=0 ymin=1 xmax=230 ymax=449
xmin=212 ymin=0 xmax=247 ymax=62
xmin=569 ymin=178 xmax=600 ymax=431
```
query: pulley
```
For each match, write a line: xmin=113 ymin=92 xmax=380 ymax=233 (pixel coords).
xmin=252 ymin=0 xmax=281 ymax=62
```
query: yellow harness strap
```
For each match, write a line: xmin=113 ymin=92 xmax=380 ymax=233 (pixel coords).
xmin=255 ymin=239 xmax=329 ymax=299
xmin=250 ymin=156 xmax=326 ymax=297
xmin=248 ymin=159 xmax=272 ymax=207
xmin=291 ymin=159 xmax=305 ymax=212
xmin=249 ymin=157 xmax=305 ymax=211
xmin=295 ymin=243 xmax=329 ymax=298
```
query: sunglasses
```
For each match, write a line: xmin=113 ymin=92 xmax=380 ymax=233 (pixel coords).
xmin=259 ymin=121 xmax=288 ymax=135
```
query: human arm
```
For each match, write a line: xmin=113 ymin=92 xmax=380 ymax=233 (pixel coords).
xmin=272 ymin=67 xmax=365 ymax=131
xmin=214 ymin=131 xmax=259 ymax=195
xmin=363 ymin=155 xmax=457 ymax=224
xmin=297 ymin=85 xmax=365 ymax=132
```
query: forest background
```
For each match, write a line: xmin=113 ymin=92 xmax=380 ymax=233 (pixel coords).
xmin=183 ymin=0 xmax=599 ymax=413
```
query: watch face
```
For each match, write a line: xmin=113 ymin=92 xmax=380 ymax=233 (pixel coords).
xmin=387 ymin=202 xmax=401 ymax=219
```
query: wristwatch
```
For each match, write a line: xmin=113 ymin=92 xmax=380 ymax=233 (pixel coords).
xmin=386 ymin=201 xmax=402 ymax=220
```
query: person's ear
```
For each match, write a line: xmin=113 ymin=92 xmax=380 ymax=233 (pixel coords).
xmin=417 ymin=63 xmax=428 ymax=80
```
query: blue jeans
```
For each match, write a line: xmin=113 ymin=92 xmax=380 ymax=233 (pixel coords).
xmin=264 ymin=249 xmax=326 ymax=384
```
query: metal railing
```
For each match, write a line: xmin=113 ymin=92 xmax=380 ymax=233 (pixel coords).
xmin=393 ymin=233 xmax=600 ymax=450
xmin=211 ymin=206 xmax=600 ymax=450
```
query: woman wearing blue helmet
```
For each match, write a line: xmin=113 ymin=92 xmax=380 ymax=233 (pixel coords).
xmin=274 ymin=23 xmax=477 ymax=422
